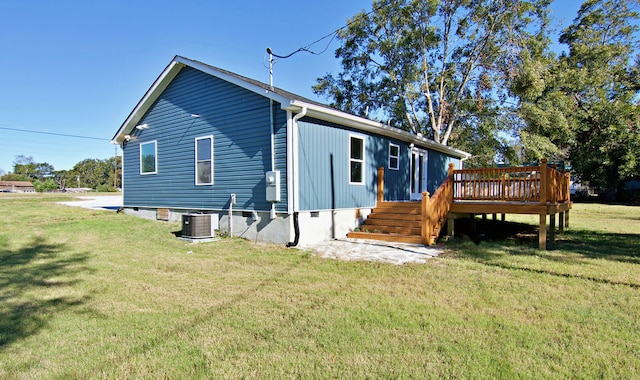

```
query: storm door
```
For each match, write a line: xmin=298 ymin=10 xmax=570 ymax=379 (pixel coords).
xmin=410 ymin=148 xmax=428 ymax=200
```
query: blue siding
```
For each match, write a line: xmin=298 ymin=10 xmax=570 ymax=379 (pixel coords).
xmin=427 ymin=149 xmax=461 ymax=194
xmin=297 ymin=118 xmax=410 ymax=210
xmin=122 ymin=67 xmax=288 ymax=212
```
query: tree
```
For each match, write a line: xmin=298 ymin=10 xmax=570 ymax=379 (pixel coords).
xmin=0 ymin=173 xmax=31 ymax=182
xmin=515 ymin=0 xmax=640 ymax=199
xmin=33 ymin=178 xmax=58 ymax=192
xmin=314 ymin=0 xmax=551 ymax=155
xmin=12 ymin=155 xmax=38 ymax=179
xmin=12 ymin=155 xmax=55 ymax=181
xmin=52 ymin=170 xmax=70 ymax=190
xmin=69 ymin=158 xmax=117 ymax=191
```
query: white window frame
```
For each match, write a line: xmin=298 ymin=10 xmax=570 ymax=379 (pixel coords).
xmin=388 ymin=143 xmax=400 ymax=171
xmin=349 ymin=134 xmax=365 ymax=185
xmin=139 ymin=140 xmax=157 ymax=175
xmin=195 ymin=135 xmax=214 ymax=185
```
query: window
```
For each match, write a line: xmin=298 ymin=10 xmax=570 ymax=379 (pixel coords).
xmin=140 ymin=141 xmax=157 ymax=174
xmin=195 ymin=136 xmax=213 ymax=185
xmin=389 ymin=143 xmax=400 ymax=170
xmin=349 ymin=135 xmax=364 ymax=184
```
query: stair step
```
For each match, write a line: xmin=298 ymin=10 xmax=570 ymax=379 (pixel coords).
xmin=364 ymin=218 xmax=422 ymax=228
xmin=360 ymin=225 xmax=421 ymax=235
xmin=375 ymin=203 xmax=421 ymax=214
xmin=347 ymin=231 xmax=424 ymax=244
xmin=368 ymin=213 xmax=422 ymax=221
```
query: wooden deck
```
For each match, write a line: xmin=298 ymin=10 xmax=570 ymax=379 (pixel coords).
xmin=449 ymin=159 xmax=571 ymax=249
xmin=350 ymin=159 xmax=572 ymax=249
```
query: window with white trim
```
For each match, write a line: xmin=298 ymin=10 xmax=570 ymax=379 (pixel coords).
xmin=389 ymin=143 xmax=400 ymax=170
xmin=195 ymin=136 xmax=213 ymax=185
xmin=140 ymin=141 xmax=157 ymax=175
xmin=349 ymin=135 xmax=364 ymax=184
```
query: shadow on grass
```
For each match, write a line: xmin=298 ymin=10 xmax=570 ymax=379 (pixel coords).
xmin=452 ymin=218 xmax=640 ymax=261
xmin=0 ymin=235 xmax=90 ymax=350
xmin=447 ymin=219 xmax=640 ymax=287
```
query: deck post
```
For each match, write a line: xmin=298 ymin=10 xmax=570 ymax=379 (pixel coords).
xmin=550 ymin=213 xmax=556 ymax=245
xmin=539 ymin=158 xmax=548 ymax=205
xmin=421 ymin=192 xmax=430 ymax=245
xmin=565 ymin=210 xmax=570 ymax=228
xmin=565 ymin=171 xmax=571 ymax=202
xmin=482 ymin=213 xmax=487 ymax=234
xmin=377 ymin=167 xmax=384 ymax=203
xmin=470 ymin=214 xmax=477 ymax=239
xmin=559 ymin=212 xmax=564 ymax=232
xmin=539 ymin=214 xmax=547 ymax=250
xmin=447 ymin=215 xmax=455 ymax=237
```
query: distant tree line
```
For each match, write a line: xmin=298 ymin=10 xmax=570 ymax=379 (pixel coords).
xmin=0 ymin=155 xmax=121 ymax=192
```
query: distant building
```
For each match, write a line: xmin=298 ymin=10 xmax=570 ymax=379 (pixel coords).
xmin=0 ymin=181 xmax=35 ymax=193
xmin=64 ymin=188 xmax=93 ymax=193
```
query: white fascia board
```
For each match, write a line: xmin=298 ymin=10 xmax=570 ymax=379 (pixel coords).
xmin=112 ymin=56 xmax=296 ymax=145
xmin=174 ymin=56 xmax=293 ymax=107
xmin=112 ymin=59 xmax=185 ymax=145
xmin=288 ymin=100 xmax=471 ymax=160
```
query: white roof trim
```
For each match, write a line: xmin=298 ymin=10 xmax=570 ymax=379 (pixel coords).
xmin=111 ymin=56 xmax=294 ymax=144
xmin=112 ymin=55 xmax=471 ymax=160
xmin=112 ymin=60 xmax=183 ymax=144
xmin=174 ymin=56 xmax=293 ymax=106
xmin=288 ymin=100 xmax=471 ymax=159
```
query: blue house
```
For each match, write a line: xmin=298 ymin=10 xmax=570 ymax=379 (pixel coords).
xmin=111 ymin=56 xmax=470 ymax=245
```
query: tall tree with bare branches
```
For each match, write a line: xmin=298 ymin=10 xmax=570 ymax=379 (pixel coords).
xmin=314 ymin=0 xmax=551 ymax=160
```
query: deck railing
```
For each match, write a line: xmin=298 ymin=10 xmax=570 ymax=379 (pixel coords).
xmin=422 ymin=165 xmax=455 ymax=245
xmin=452 ymin=159 xmax=570 ymax=204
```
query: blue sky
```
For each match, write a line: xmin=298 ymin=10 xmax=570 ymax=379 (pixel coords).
xmin=0 ymin=0 xmax=581 ymax=173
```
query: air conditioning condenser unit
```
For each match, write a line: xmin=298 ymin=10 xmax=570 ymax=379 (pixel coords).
xmin=182 ymin=214 xmax=215 ymax=238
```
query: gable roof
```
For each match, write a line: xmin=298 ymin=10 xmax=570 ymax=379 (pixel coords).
xmin=0 ymin=181 xmax=34 ymax=188
xmin=112 ymin=55 xmax=470 ymax=159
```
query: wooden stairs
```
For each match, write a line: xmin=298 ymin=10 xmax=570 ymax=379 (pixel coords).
xmin=347 ymin=201 xmax=442 ymax=245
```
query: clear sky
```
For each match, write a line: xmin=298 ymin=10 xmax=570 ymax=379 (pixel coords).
xmin=0 ymin=0 xmax=581 ymax=173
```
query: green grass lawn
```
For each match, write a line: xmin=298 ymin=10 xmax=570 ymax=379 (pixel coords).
xmin=1 ymin=194 xmax=639 ymax=378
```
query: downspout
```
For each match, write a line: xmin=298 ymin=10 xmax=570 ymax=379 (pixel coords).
xmin=270 ymin=99 xmax=277 ymax=220
xmin=460 ymin=154 xmax=471 ymax=169
xmin=286 ymin=106 xmax=307 ymax=247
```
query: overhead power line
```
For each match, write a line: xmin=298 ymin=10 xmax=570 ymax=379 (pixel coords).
xmin=267 ymin=0 xmax=391 ymax=60
xmin=0 ymin=126 xmax=109 ymax=141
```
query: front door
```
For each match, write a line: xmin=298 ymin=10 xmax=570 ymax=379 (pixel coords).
xmin=410 ymin=148 xmax=428 ymax=200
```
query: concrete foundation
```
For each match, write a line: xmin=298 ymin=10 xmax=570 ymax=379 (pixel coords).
xmin=122 ymin=206 xmax=372 ymax=246
xmin=294 ymin=208 xmax=372 ymax=246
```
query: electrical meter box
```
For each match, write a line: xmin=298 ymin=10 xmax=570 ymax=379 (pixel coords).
xmin=265 ymin=170 xmax=280 ymax=202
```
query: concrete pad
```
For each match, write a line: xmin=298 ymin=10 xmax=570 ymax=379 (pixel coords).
xmin=58 ymin=195 xmax=123 ymax=211
xmin=301 ymin=238 xmax=442 ymax=265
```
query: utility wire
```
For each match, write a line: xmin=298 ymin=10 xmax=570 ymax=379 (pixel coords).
xmin=0 ymin=126 xmax=109 ymax=141
xmin=269 ymin=0 xmax=392 ymax=59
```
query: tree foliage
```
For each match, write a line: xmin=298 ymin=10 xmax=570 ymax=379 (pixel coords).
xmin=514 ymin=0 xmax=640 ymax=199
xmin=33 ymin=178 xmax=58 ymax=192
xmin=69 ymin=157 xmax=120 ymax=191
xmin=314 ymin=0 xmax=551 ymax=156
xmin=1 ymin=155 xmax=121 ymax=192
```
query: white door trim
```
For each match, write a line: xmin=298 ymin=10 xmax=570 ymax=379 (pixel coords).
xmin=410 ymin=148 xmax=428 ymax=200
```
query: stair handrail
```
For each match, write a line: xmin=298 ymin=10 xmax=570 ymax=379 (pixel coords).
xmin=422 ymin=164 xmax=455 ymax=245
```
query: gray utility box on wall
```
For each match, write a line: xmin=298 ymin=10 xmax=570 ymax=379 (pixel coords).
xmin=266 ymin=170 xmax=280 ymax=202
xmin=182 ymin=214 xmax=217 ymax=238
